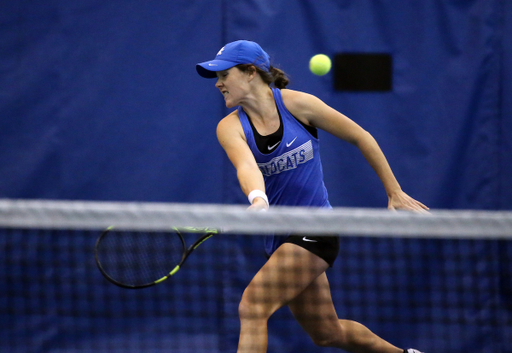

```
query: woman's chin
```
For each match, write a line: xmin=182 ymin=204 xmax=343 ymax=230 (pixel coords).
xmin=224 ymin=100 xmax=236 ymax=109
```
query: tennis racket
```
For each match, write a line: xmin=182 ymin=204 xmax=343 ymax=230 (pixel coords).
xmin=94 ymin=226 xmax=218 ymax=289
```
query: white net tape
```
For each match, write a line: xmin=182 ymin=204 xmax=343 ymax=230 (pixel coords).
xmin=0 ymin=199 xmax=511 ymax=238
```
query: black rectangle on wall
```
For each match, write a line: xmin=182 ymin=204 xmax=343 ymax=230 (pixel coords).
xmin=333 ymin=53 xmax=393 ymax=92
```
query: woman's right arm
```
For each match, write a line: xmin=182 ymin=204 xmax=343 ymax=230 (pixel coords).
xmin=216 ymin=112 xmax=268 ymax=210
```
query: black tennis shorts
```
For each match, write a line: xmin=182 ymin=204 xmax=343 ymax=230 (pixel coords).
xmin=284 ymin=234 xmax=340 ymax=267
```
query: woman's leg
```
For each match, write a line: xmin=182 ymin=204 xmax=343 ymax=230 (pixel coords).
xmin=237 ymin=243 xmax=329 ymax=353
xmin=288 ymin=272 xmax=403 ymax=353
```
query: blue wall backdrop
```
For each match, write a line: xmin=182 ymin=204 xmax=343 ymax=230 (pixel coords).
xmin=1 ymin=0 xmax=510 ymax=209
xmin=1 ymin=1 xmax=511 ymax=353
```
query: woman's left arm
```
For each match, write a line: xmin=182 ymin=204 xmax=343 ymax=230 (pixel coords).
xmin=282 ymin=89 xmax=429 ymax=212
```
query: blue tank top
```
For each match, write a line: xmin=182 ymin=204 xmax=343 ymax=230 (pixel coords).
xmin=238 ymin=88 xmax=331 ymax=255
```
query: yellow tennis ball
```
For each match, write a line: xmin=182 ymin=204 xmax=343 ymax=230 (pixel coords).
xmin=309 ymin=54 xmax=331 ymax=76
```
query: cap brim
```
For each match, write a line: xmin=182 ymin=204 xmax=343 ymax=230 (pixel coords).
xmin=196 ymin=59 xmax=238 ymax=78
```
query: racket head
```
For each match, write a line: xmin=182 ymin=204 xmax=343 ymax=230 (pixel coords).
xmin=94 ymin=227 xmax=186 ymax=289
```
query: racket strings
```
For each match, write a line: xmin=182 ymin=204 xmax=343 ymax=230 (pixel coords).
xmin=97 ymin=231 xmax=184 ymax=286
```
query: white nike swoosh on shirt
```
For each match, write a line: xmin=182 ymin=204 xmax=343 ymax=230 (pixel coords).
xmin=268 ymin=141 xmax=281 ymax=150
xmin=302 ymin=237 xmax=317 ymax=242
xmin=286 ymin=137 xmax=297 ymax=147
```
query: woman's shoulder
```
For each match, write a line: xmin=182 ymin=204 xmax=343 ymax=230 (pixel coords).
xmin=218 ymin=109 xmax=240 ymax=126
xmin=217 ymin=109 xmax=244 ymax=136
xmin=280 ymin=88 xmax=303 ymax=101
xmin=280 ymin=89 xmax=322 ymax=121
xmin=281 ymin=88 xmax=321 ymax=107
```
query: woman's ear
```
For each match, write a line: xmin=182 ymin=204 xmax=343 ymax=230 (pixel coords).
xmin=247 ymin=65 xmax=257 ymax=81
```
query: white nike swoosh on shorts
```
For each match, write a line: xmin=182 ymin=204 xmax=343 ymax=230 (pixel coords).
xmin=302 ymin=237 xmax=317 ymax=242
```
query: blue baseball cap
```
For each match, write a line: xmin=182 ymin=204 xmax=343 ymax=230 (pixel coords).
xmin=196 ymin=40 xmax=270 ymax=78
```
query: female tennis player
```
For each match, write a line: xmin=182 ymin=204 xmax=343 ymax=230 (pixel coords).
xmin=197 ymin=40 xmax=427 ymax=353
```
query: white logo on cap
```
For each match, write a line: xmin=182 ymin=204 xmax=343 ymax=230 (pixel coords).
xmin=217 ymin=47 xmax=225 ymax=56
xmin=209 ymin=64 xmax=218 ymax=66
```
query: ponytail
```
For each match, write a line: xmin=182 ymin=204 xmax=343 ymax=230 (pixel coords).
xmin=269 ymin=66 xmax=289 ymax=89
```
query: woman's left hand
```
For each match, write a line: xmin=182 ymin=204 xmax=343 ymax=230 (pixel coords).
xmin=388 ymin=191 xmax=430 ymax=213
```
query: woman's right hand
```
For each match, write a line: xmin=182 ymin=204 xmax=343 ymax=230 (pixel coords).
xmin=247 ymin=197 xmax=269 ymax=212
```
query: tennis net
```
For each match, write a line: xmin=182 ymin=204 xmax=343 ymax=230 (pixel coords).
xmin=1 ymin=199 xmax=511 ymax=353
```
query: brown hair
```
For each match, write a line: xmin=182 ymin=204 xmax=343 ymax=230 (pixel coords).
xmin=236 ymin=64 xmax=290 ymax=89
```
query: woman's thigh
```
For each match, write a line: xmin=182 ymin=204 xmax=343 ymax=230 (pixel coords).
xmin=240 ymin=242 xmax=330 ymax=317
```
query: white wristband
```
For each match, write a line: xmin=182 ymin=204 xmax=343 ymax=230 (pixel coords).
xmin=248 ymin=190 xmax=269 ymax=207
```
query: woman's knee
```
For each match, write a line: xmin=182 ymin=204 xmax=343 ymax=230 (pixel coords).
xmin=238 ymin=291 xmax=253 ymax=319
xmin=239 ymin=285 xmax=285 ymax=323
xmin=238 ymin=289 xmax=268 ymax=321
xmin=310 ymin=333 xmax=340 ymax=348
xmin=306 ymin=321 xmax=346 ymax=348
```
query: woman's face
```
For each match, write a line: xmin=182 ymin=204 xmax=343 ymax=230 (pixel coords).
xmin=215 ymin=67 xmax=251 ymax=108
